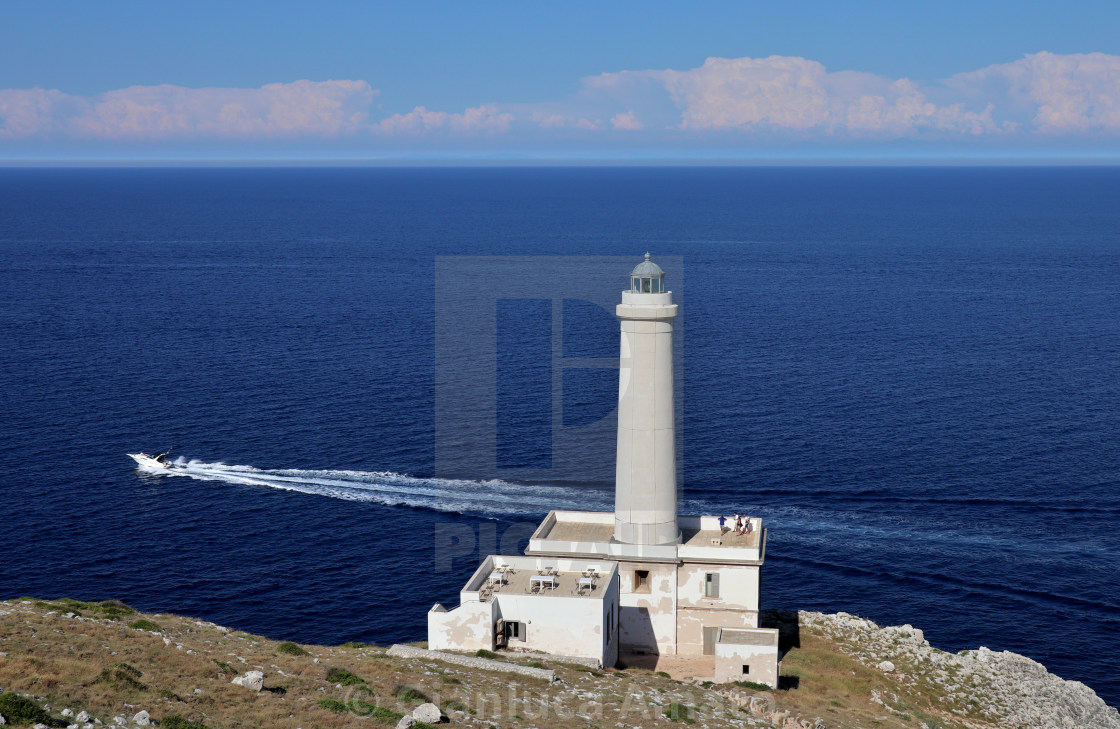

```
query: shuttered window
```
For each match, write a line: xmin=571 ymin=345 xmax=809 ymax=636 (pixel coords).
xmin=704 ymin=572 xmax=720 ymax=598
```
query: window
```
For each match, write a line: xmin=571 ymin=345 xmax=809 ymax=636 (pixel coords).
xmin=605 ymin=605 xmax=613 ymax=646
xmin=704 ymin=572 xmax=720 ymax=598
xmin=505 ymin=621 xmax=525 ymax=642
xmin=742 ymin=665 xmax=750 ymax=675
xmin=634 ymin=569 xmax=649 ymax=591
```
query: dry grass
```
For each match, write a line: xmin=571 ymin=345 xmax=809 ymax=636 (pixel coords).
xmin=0 ymin=598 xmax=1003 ymax=729
xmin=762 ymin=626 xmax=988 ymax=729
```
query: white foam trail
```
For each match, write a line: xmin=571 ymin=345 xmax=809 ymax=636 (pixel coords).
xmin=159 ymin=458 xmax=611 ymax=516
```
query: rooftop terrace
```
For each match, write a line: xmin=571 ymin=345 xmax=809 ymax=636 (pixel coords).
xmin=527 ymin=511 xmax=765 ymax=563
xmin=462 ymin=555 xmax=618 ymax=601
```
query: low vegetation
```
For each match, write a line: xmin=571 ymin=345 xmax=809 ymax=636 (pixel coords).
xmin=276 ymin=641 xmax=308 ymax=656
xmin=0 ymin=597 xmax=1090 ymax=729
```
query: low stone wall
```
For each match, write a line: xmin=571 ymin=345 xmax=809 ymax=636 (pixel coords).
xmin=501 ymin=649 xmax=602 ymax=670
xmin=386 ymin=644 xmax=557 ymax=682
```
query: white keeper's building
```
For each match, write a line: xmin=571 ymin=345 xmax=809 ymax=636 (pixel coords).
xmin=428 ymin=254 xmax=780 ymax=685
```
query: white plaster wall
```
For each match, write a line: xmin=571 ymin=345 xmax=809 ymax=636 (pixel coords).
xmin=494 ymin=593 xmax=609 ymax=662
xmin=617 ymin=561 xmax=677 ymax=655
xmin=714 ymin=643 xmax=779 ymax=687
xmin=601 ymin=571 xmax=620 ymax=668
xmin=428 ymin=599 xmax=497 ymax=653
xmin=676 ymin=608 xmax=758 ymax=656
xmin=677 ymin=563 xmax=759 ymax=612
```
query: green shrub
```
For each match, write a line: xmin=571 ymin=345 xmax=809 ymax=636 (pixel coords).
xmin=325 ymin=667 xmax=367 ymax=686
xmin=348 ymin=701 xmax=403 ymax=724
xmin=340 ymin=641 xmax=365 ymax=648
xmin=442 ymin=699 xmax=468 ymax=712
xmin=92 ymin=662 xmax=147 ymax=691
xmin=0 ymin=693 xmax=53 ymax=725
xmin=733 ymin=679 xmax=771 ymax=691
xmin=212 ymin=658 xmax=233 ymax=674
xmin=277 ymin=641 xmax=308 ymax=656
xmin=158 ymin=688 xmax=185 ymax=701
xmin=37 ymin=598 xmax=135 ymax=620
xmin=129 ymin=619 xmax=162 ymax=632
xmin=162 ymin=715 xmax=211 ymax=729
xmin=526 ymin=661 xmax=544 ymax=668
xmin=656 ymin=670 xmax=672 ymax=678
xmin=394 ymin=685 xmax=430 ymax=703
xmin=318 ymin=698 xmax=347 ymax=712
xmin=664 ymin=703 xmax=693 ymax=722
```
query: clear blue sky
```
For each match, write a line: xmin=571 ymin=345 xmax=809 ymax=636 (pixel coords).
xmin=2 ymin=1 xmax=1119 ymax=162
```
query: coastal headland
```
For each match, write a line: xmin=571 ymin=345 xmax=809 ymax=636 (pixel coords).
xmin=1 ymin=598 xmax=1116 ymax=729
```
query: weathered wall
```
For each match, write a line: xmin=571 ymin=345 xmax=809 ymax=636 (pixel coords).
xmin=494 ymin=592 xmax=612 ymax=663
xmin=676 ymin=609 xmax=758 ymax=657
xmin=617 ymin=561 xmax=677 ymax=654
xmin=428 ymin=599 xmax=496 ymax=652
xmin=714 ymin=642 xmax=779 ymax=687
xmin=677 ymin=563 xmax=759 ymax=612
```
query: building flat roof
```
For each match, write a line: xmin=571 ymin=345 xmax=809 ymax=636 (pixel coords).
xmin=718 ymin=628 xmax=779 ymax=647
xmin=464 ymin=555 xmax=617 ymax=601
xmin=529 ymin=511 xmax=764 ymax=556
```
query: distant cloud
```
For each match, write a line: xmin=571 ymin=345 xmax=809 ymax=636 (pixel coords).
xmin=948 ymin=52 xmax=1120 ymax=133
xmin=375 ymin=104 xmax=514 ymax=134
xmin=594 ymin=56 xmax=1005 ymax=137
xmin=610 ymin=110 xmax=643 ymax=131
xmin=2 ymin=52 xmax=1120 ymax=154
xmin=0 ymin=88 xmax=67 ymax=138
xmin=529 ymin=111 xmax=601 ymax=130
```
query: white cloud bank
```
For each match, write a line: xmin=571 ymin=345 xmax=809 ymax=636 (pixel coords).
xmin=0 ymin=80 xmax=377 ymax=139
xmin=2 ymin=52 xmax=1120 ymax=149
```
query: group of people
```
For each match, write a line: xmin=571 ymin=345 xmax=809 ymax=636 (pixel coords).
xmin=718 ymin=513 xmax=754 ymax=536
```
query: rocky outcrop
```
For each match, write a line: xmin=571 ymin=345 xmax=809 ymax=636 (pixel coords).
xmin=800 ymin=611 xmax=1120 ymax=729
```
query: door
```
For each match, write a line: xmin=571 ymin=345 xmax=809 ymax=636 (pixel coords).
xmin=703 ymin=627 xmax=720 ymax=656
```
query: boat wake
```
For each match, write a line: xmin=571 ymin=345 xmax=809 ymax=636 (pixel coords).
xmin=158 ymin=458 xmax=612 ymax=517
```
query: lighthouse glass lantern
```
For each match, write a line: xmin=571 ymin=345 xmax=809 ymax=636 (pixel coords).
xmin=630 ymin=252 xmax=665 ymax=293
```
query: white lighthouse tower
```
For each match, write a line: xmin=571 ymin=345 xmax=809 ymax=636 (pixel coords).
xmin=614 ymin=253 xmax=680 ymax=546
xmin=430 ymin=254 xmax=779 ymax=685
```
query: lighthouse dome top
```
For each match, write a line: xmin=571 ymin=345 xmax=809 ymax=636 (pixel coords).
xmin=630 ymin=252 xmax=666 ymax=293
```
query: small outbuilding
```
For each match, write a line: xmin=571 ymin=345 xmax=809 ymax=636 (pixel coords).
xmin=713 ymin=628 xmax=781 ymax=687
xmin=428 ymin=554 xmax=620 ymax=668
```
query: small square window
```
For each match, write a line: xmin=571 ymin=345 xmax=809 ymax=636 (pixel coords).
xmin=634 ymin=570 xmax=649 ymax=591
xmin=742 ymin=664 xmax=750 ymax=675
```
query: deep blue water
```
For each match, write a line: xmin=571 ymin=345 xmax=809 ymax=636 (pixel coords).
xmin=2 ymin=167 xmax=1118 ymax=706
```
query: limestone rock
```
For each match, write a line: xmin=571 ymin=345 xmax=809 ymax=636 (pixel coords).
xmin=76 ymin=711 xmax=90 ymax=723
xmin=395 ymin=715 xmax=416 ymax=729
xmin=231 ymin=670 xmax=264 ymax=691
xmin=412 ymin=703 xmax=442 ymax=724
xmin=132 ymin=710 xmax=150 ymax=726
xmin=62 ymin=709 xmax=74 ymax=718
xmin=0 ymin=712 xmax=6 ymax=725
xmin=877 ymin=660 xmax=895 ymax=672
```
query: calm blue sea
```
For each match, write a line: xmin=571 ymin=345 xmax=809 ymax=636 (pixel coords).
xmin=1 ymin=167 xmax=1118 ymax=706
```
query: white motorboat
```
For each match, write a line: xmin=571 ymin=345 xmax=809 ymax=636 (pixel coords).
xmin=128 ymin=452 xmax=172 ymax=469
